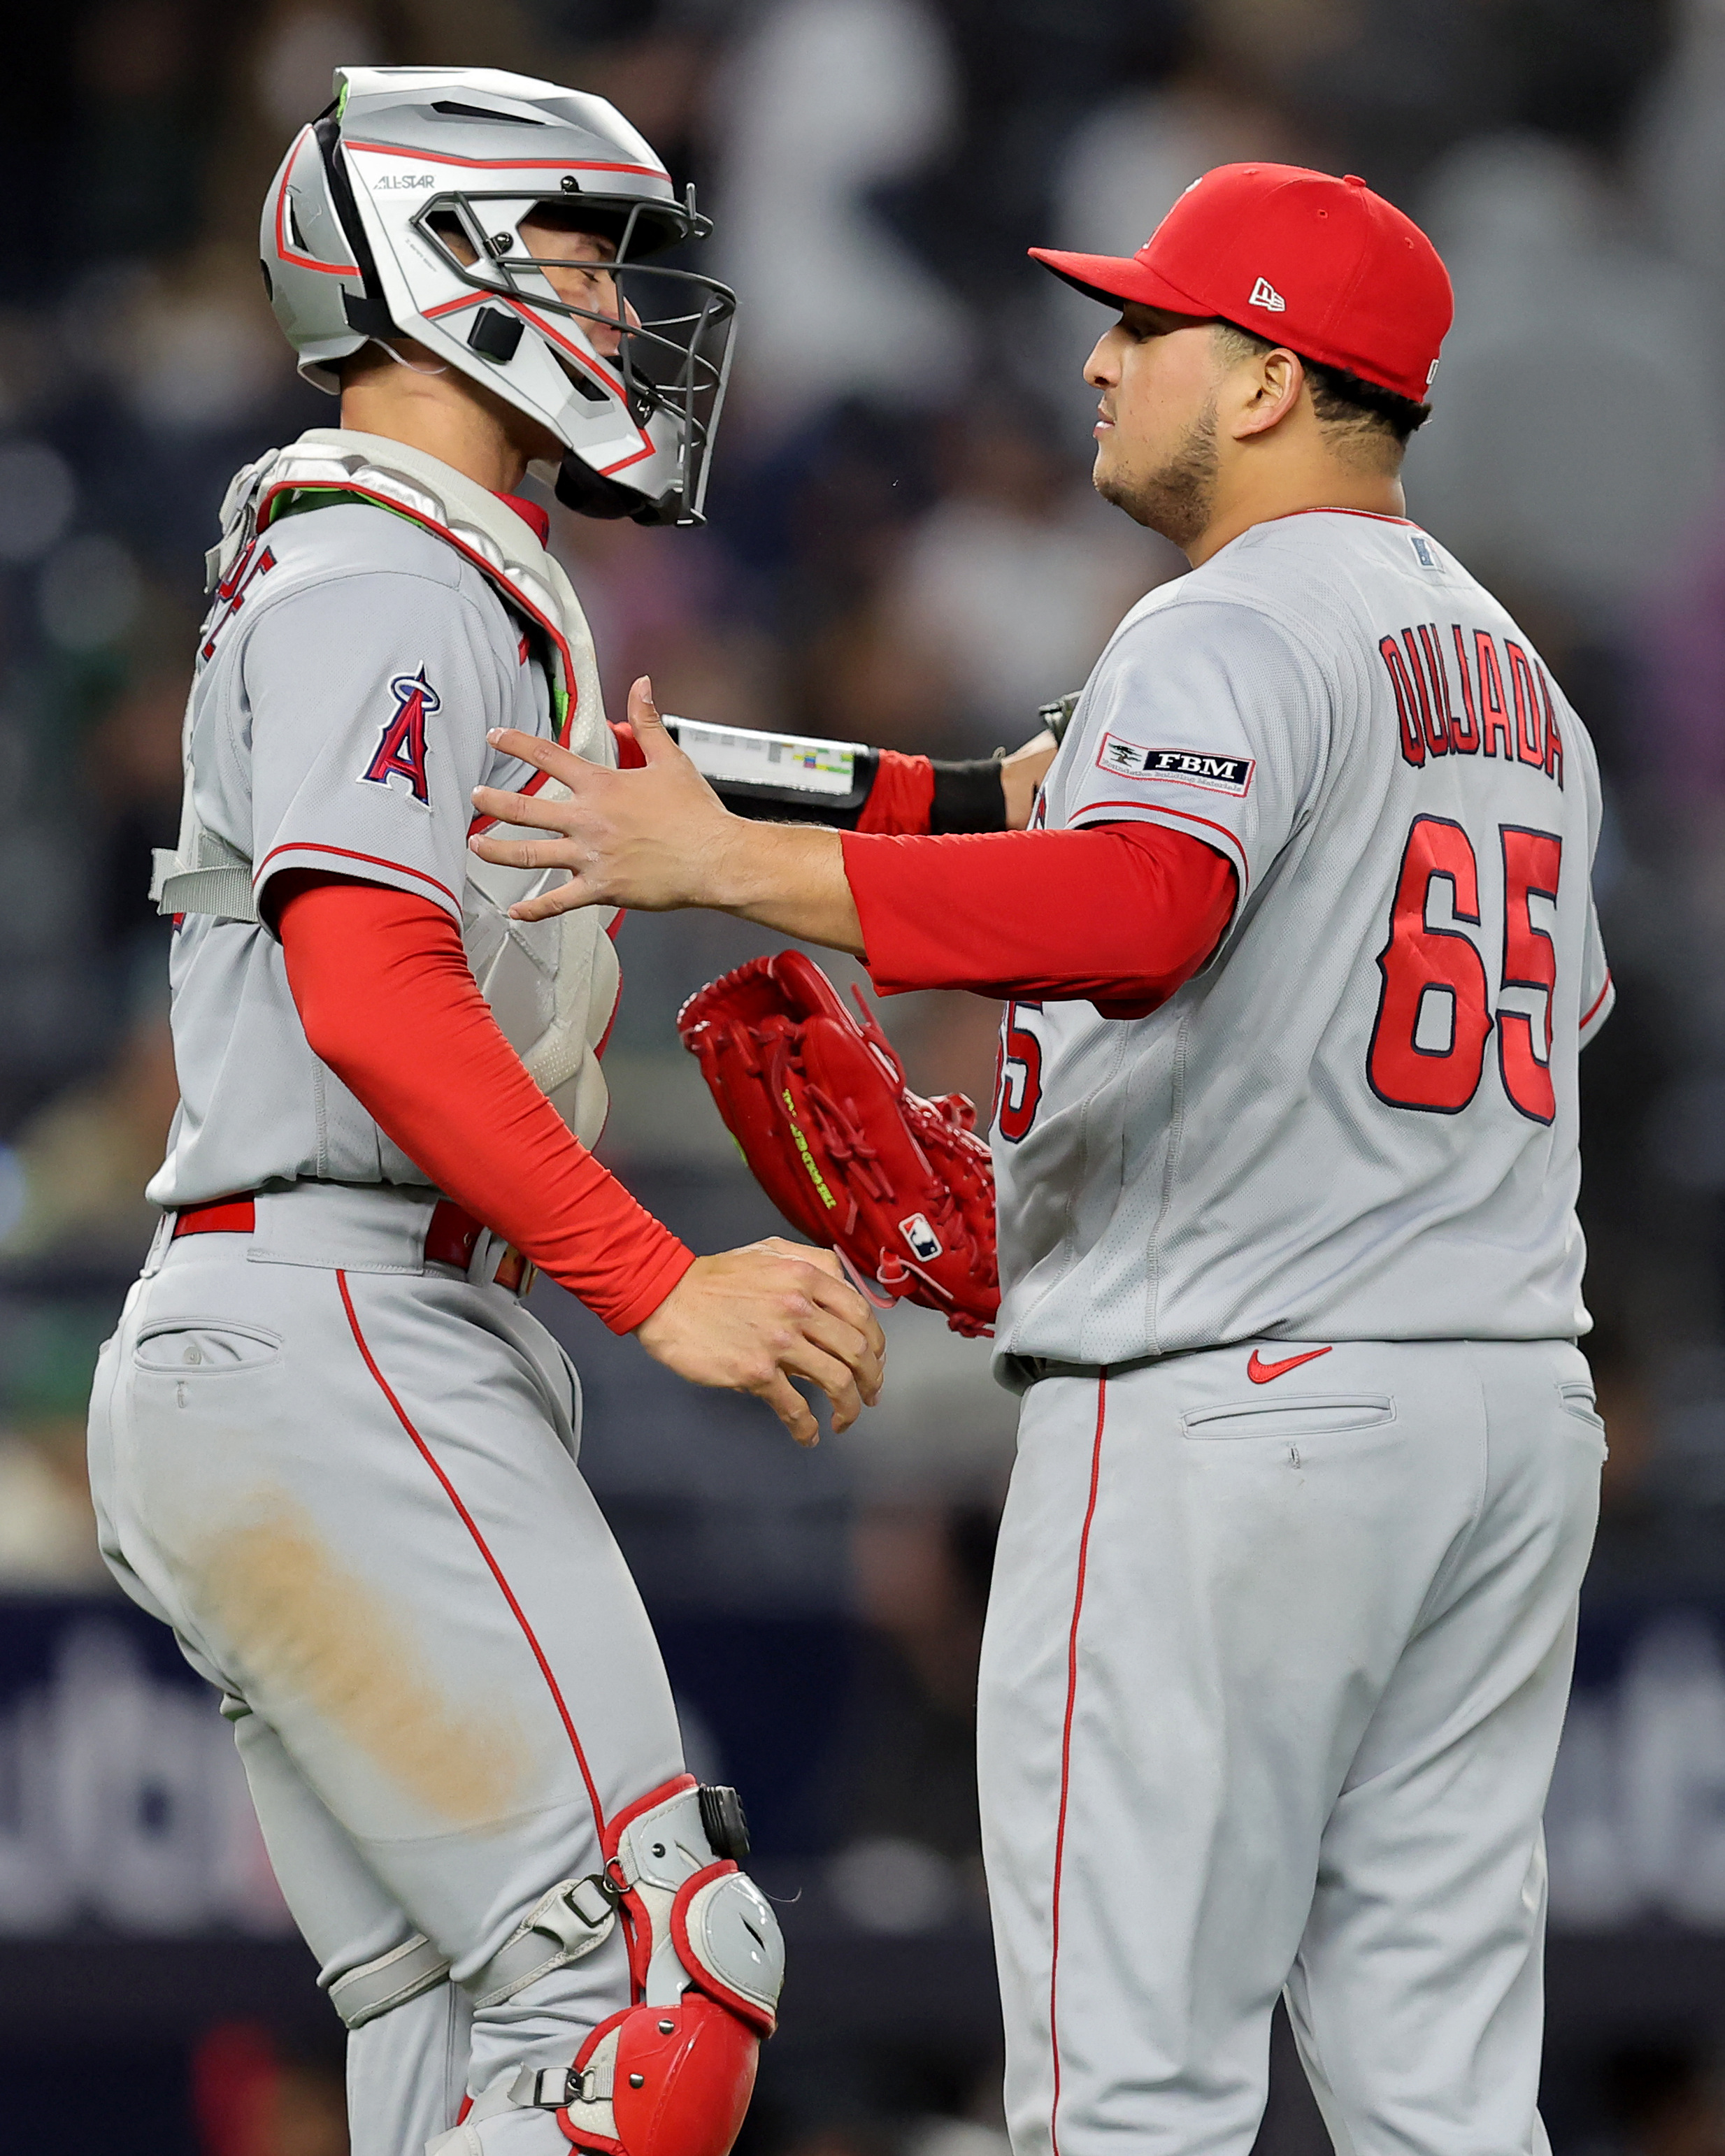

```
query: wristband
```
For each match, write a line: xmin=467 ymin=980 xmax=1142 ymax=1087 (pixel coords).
xmin=928 ymin=760 xmax=1008 ymax=833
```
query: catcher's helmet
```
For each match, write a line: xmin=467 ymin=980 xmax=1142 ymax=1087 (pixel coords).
xmin=260 ymin=65 xmax=736 ymax=526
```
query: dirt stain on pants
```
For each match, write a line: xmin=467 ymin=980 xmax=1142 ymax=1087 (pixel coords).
xmin=201 ymin=1499 xmax=532 ymax=1830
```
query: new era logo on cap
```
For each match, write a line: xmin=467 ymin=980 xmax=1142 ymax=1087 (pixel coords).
xmin=1249 ymin=275 xmax=1286 ymax=312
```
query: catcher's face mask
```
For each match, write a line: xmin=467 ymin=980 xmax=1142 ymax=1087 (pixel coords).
xmin=260 ymin=64 xmax=737 ymax=527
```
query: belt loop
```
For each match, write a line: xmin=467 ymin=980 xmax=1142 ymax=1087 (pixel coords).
xmin=467 ymin=1226 xmax=502 ymax=1288
xmin=465 ymin=1226 xmax=534 ymax=1299
xmin=141 ymin=1210 xmax=175 ymax=1279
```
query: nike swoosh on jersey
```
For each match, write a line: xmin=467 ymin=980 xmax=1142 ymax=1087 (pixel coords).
xmin=1246 ymin=1346 xmax=1334 ymax=1384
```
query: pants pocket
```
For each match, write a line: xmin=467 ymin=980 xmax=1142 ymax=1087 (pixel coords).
xmin=1559 ymin=1378 xmax=1608 ymax=1451
xmin=134 ymin=1320 xmax=283 ymax=1373
xmin=1183 ymin=1394 xmax=1396 ymax=1439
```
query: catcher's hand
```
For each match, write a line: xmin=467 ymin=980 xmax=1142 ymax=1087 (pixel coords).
xmin=636 ymin=1237 xmax=885 ymax=1448
xmin=678 ymin=950 xmax=999 ymax=1339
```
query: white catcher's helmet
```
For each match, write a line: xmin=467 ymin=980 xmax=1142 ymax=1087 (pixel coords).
xmin=260 ymin=65 xmax=736 ymax=525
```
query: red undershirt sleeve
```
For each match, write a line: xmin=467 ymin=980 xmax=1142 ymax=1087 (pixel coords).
xmin=840 ymin=821 xmax=1238 ymax=1017
xmin=855 ymin=751 xmax=936 ymax=833
xmin=276 ymin=876 xmax=694 ymax=1332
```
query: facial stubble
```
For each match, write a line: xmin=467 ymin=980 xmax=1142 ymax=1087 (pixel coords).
xmin=1095 ymin=394 xmax=1220 ymax=550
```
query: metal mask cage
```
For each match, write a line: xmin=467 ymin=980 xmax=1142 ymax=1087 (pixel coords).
xmin=409 ymin=191 xmax=738 ymax=521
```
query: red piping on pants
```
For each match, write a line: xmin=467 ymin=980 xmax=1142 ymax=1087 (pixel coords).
xmin=336 ymin=1269 xmax=608 ymax=1840
xmin=1049 ymin=1374 xmax=1107 ymax=2156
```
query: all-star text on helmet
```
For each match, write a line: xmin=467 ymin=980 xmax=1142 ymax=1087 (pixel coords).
xmin=260 ymin=65 xmax=737 ymax=526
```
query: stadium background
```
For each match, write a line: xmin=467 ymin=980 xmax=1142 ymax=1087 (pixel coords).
xmin=2 ymin=1 xmax=1723 ymax=2150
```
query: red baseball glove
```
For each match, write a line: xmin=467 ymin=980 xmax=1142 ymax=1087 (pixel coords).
xmin=676 ymin=950 xmax=999 ymax=1337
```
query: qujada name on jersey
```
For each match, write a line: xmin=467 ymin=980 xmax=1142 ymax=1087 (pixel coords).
xmin=1379 ymin=622 xmax=1563 ymax=789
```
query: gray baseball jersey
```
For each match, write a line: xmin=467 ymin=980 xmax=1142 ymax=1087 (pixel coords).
xmin=991 ymin=509 xmax=1612 ymax=1368
xmin=147 ymin=489 xmax=606 ymax=1209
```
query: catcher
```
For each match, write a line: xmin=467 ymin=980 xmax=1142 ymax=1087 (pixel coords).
xmin=88 ymin=66 xmax=891 ymax=2156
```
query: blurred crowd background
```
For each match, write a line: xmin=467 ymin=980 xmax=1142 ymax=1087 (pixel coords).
xmin=6 ymin=1 xmax=1725 ymax=2151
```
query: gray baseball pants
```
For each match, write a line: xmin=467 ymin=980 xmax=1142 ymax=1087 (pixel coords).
xmin=88 ymin=1181 xmax=683 ymax=2156
xmin=978 ymin=1335 xmax=1603 ymax=2156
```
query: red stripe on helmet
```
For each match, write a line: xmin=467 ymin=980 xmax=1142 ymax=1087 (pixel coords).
xmin=345 ymin=139 xmax=668 ymax=178
xmin=273 ymin=127 xmax=360 ymax=278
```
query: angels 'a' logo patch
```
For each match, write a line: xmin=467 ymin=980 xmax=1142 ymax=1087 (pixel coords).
xmin=362 ymin=669 xmax=438 ymax=804
xmin=1096 ymin=732 xmax=1254 ymax=795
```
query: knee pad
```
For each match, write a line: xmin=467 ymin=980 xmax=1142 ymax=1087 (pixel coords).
xmin=533 ymin=1993 xmax=759 ymax=2156
xmin=443 ymin=1778 xmax=783 ymax=2156
xmin=604 ymin=1778 xmax=782 ymax=2032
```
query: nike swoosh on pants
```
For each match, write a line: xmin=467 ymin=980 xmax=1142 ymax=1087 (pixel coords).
xmin=1246 ymin=1346 xmax=1333 ymax=1384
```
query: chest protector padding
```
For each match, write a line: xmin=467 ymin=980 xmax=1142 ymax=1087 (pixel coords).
xmin=157 ymin=428 xmax=620 ymax=1151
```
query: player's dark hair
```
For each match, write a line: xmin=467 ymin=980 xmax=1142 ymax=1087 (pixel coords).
xmin=1307 ymin=361 xmax=1431 ymax=443
xmin=1211 ymin=321 xmax=1431 ymax=450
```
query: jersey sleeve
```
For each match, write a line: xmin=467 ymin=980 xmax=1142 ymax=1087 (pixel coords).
xmin=1060 ymin=598 xmax=1328 ymax=907
xmin=243 ymin=570 xmax=509 ymax=926
xmin=1579 ymin=893 xmax=1614 ymax=1047
xmin=1573 ymin=707 xmax=1614 ymax=1049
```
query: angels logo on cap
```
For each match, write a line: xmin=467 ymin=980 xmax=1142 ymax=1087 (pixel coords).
xmin=1028 ymin=163 xmax=1452 ymax=406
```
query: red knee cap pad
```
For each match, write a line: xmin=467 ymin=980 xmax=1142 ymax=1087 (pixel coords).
xmin=559 ymin=1996 xmax=760 ymax=2156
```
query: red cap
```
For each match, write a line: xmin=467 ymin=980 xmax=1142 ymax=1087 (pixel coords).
xmin=1031 ymin=163 xmax=1452 ymax=405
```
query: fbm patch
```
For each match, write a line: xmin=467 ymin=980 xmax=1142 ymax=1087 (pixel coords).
xmin=362 ymin=669 xmax=438 ymax=803
xmin=1094 ymin=733 xmax=1254 ymax=796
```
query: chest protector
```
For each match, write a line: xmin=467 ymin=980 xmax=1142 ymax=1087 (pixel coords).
xmin=153 ymin=427 xmax=620 ymax=1150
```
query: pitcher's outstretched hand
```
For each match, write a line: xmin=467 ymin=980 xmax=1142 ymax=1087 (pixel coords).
xmin=470 ymin=675 xmax=740 ymax=922
xmin=634 ymin=1237 xmax=886 ymax=1447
